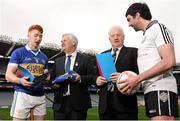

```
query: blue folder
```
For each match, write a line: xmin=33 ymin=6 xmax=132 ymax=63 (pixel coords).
xmin=17 ymin=65 xmax=35 ymax=82
xmin=96 ymin=52 xmax=117 ymax=82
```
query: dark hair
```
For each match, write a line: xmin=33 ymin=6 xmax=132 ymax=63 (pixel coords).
xmin=125 ymin=2 xmax=152 ymax=20
xmin=28 ymin=24 xmax=43 ymax=33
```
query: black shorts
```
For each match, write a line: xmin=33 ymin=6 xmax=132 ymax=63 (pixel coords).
xmin=144 ymin=90 xmax=179 ymax=118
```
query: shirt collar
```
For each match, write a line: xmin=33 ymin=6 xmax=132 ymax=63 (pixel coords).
xmin=66 ymin=50 xmax=77 ymax=58
xmin=111 ymin=47 xmax=122 ymax=52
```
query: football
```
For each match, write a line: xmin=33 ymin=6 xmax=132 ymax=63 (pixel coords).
xmin=116 ymin=71 xmax=140 ymax=95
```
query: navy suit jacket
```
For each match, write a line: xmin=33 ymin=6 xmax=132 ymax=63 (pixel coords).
xmin=51 ymin=52 xmax=93 ymax=111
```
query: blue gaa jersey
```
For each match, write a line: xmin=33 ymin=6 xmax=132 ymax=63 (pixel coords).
xmin=9 ymin=45 xmax=48 ymax=96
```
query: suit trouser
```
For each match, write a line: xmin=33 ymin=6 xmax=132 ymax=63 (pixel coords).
xmin=100 ymin=112 xmax=138 ymax=120
xmin=54 ymin=96 xmax=87 ymax=120
xmin=99 ymin=92 xmax=138 ymax=120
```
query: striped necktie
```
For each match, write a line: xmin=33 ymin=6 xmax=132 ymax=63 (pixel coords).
xmin=112 ymin=48 xmax=118 ymax=62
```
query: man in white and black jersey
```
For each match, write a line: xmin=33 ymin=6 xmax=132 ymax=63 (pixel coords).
xmin=123 ymin=2 xmax=179 ymax=120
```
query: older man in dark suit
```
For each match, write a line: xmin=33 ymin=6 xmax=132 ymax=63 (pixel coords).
xmin=94 ymin=25 xmax=139 ymax=120
xmin=51 ymin=33 xmax=93 ymax=120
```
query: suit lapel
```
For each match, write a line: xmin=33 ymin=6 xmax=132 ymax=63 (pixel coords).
xmin=116 ymin=46 xmax=127 ymax=65
xmin=73 ymin=52 xmax=80 ymax=72
xmin=59 ymin=56 xmax=66 ymax=74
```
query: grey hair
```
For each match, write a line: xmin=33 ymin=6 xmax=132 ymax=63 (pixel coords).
xmin=62 ymin=33 xmax=78 ymax=47
xmin=108 ymin=25 xmax=125 ymax=36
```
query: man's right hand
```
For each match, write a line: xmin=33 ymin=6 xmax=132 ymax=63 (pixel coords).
xmin=19 ymin=77 xmax=33 ymax=88
xmin=96 ymin=76 xmax=107 ymax=86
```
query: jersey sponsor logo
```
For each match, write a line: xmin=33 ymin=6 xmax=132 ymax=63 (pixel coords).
xmin=159 ymin=91 xmax=168 ymax=102
xmin=149 ymin=109 xmax=156 ymax=114
xmin=24 ymin=57 xmax=32 ymax=61
xmin=138 ymin=53 xmax=148 ymax=58
xmin=21 ymin=63 xmax=45 ymax=76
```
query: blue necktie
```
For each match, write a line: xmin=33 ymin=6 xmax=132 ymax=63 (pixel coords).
xmin=65 ymin=55 xmax=71 ymax=73
xmin=63 ymin=55 xmax=71 ymax=96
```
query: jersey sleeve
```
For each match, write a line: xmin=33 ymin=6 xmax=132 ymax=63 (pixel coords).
xmin=154 ymin=23 xmax=174 ymax=47
xmin=9 ymin=49 xmax=21 ymax=64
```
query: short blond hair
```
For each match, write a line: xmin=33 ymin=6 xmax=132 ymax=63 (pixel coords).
xmin=108 ymin=25 xmax=124 ymax=36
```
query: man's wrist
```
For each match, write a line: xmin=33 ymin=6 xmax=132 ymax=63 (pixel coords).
xmin=137 ymin=74 xmax=143 ymax=83
xmin=18 ymin=78 xmax=23 ymax=84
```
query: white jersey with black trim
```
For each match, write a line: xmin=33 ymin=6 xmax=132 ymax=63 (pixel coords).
xmin=138 ymin=20 xmax=177 ymax=94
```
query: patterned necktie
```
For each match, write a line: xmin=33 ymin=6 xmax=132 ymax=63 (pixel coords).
xmin=63 ymin=55 xmax=71 ymax=96
xmin=112 ymin=48 xmax=118 ymax=62
xmin=107 ymin=48 xmax=118 ymax=92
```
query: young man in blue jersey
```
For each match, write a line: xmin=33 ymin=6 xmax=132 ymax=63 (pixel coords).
xmin=5 ymin=24 xmax=49 ymax=120
xmin=123 ymin=2 xmax=179 ymax=120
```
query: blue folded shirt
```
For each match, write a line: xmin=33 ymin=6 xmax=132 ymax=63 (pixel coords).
xmin=52 ymin=71 xmax=76 ymax=84
xmin=68 ymin=71 xmax=76 ymax=81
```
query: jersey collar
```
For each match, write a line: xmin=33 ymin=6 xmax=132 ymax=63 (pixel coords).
xmin=25 ymin=44 xmax=41 ymax=55
xmin=143 ymin=20 xmax=158 ymax=35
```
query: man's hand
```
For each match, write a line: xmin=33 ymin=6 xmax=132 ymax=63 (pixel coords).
xmin=74 ymin=73 xmax=81 ymax=82
xmin=51 ymin=84 xmax=61 ymax=89
xmin=117 ymin=71 xmax=139 ymax=93
xmin=96 ymin=76 xmax=107 ymax=86
xmin=19 ymin=76 xmax=33 ymax=88
xmin=110 ymin=72 xmax=121 ymax=83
